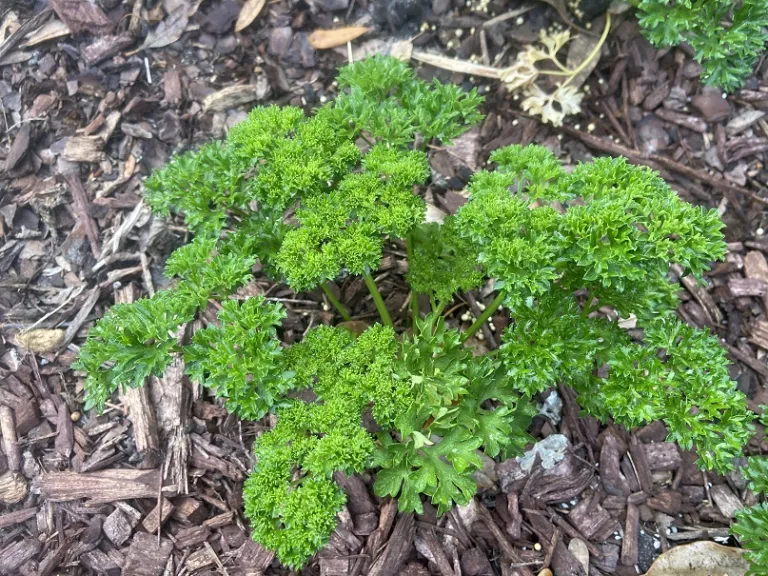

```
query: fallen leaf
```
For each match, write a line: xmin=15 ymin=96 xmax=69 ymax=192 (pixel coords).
xmin=235 ymin=0 xmax=265 ymax=32
xmin=134 ymin=6 xmax=189 ymax=52
xmin=308 ymin=26 xmax=370 ymax=50
xmin=21 ymin=19 xmax=71 ymax=47
xmin=16 ymin=329 xmax=66 ymax=353
xmin=337 ymin=321 xmax=370 ymax=337
xmin=5 ymin=123 xmax=32 ymax=171
xmin=643 ymin=542 xmax=748 ymax=576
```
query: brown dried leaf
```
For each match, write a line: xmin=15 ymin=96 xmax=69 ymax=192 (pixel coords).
xmin=337 ymin=321 xmax=370 ymax=337
xmin=308 ymin=26 xmax=370 ymax=50
xmin=16 ymin=328 xmax=65 ymax=353
xmin=235 ymin=0 xmax=265 ymax=32
xmin=135 ymin=6 xmax=189 ymax=52
xmin=21 ymin=19 xmax=71 ymax=47
xmin=643 ymin=542 xmax=747 ymax=576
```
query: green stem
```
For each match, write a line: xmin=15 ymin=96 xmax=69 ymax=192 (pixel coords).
xmin=561 ymin=12 xmax=612 ymax=90
xmin=462 ymin=291 xmax=506 ymax=342
xmin=321 ymin=283 xmax=352 ymax=322
xmin=363 ymin=271 xmax=393 ymax=327
xmin=406 ymin=233 xmax=419 ymax=325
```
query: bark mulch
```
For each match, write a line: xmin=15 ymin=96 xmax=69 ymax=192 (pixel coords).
xmin=1 ymin=0 xmax=767 ymax=574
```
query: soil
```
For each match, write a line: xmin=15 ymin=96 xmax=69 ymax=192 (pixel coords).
xmin=1 ymin=0 xmax=767 ymax=575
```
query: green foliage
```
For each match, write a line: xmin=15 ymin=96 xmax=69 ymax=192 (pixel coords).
xmin=76 ymin=56 xmax=754 ymax=572
xmin=185 ymin=297 xmax=293 ymax=421
xmin=331 ymin=54 xmax=484 ymax=146
xmin=407 ymin=218 xmax=483 ymax=304
xmin=144 ymin=141 xmax=250 ymax=236
xmin=373 ymin=315 xmax=533 ymax=514
xmin=456 ymin=145 xmax=750 ymax=474
xmin=74 ymin=290 xmax=196 ymax=413
xmin=276 ymin=145 xmax=429 ymax=291
xmin=744 ymin=454 xmax=768 ymax=495
xmin=636 ymin=0 xmax=768 ymax=91
xmin=734 ymin=502 xmax=768 ymax=576
xmin=244 ymin=324 xmax=398 ymax=567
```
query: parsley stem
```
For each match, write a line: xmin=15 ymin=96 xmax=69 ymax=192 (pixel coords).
xmin=561 ymin=12 xmax=611 ymax=90
xmin=406 ymin=233 xmax=420 ymax=325
xmin=321 ymin=283 xmax=352 ymax=322
xmin=462 ymin=291 xmax=506 ymax=342
xmin=363 ymin=271 xmax=393 ymax=327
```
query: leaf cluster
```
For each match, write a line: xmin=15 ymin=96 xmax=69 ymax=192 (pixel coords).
xmin=454 ymin=144 xmax=750 ymax=473
xmin=244 ymin=317 xmax=532 ymax=566
xmin=330 ymin=54 xmax=484 ymax=146
xmin=74 ymin=235 xmax=256 ymax=412
xmin=637 ymin=0 xmax=768 ymax=91
xmin=732 ymin=411 xmax=768 ymax=576
xmin=374 ymin=314 xmax=533 ymax=515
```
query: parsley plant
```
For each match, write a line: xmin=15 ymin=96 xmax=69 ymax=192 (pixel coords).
xmin=636 ymin=0 xmax=768 ymax=91
xmin=75 ymin=56 xmax=755 ymax=569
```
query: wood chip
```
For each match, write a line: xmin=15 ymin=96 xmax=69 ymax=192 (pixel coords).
xmin=185 ymin=546 xmax=216 ymax=571
xmin=646 ymin=488 xmax=682 ymax=515
xmin=61 ymin=135 xmax=105 ymax=162
xmin=727 ymin=110 xmax=766 ymax=136
xmin=142 ymin=497 xmax=174 ymax=533
xmin=103 ymin=508 xmax=134 ymax=546
xmin=0 ymin=472 xmax=29 ymax=505
xmin=81 ymin=549 xmax=120 ymax=576
xmin=39 ymin=468 xmax=172 ymax=503
xmin=50 ymin=0 xmax=113 ymax=34
xmin=750 ymin=319 xmax=768 ymax=350
xmin=620 ymin=503 xmax=639 ymax=566
xmin=655 ymin=108 xmax=708 ymax=133
xmin=368 ymin=513 xmax=416 ymax=576
xmin=0 ymin=539 xmax=41 ymax=575
xmin=600 ymin=435 xmax=630 ymax=496
xmin=54 ymin=401 xmax=74 ymax=458
xmin=643 ymin=442 xmax=682 ymax=471
xmin=122 ymin=532 xmax=173 ymax=576
xmin=63 ymin=173 xmax=101 ymax=257
xmin=202 ymin=81 xmax=271 ymax=112
xmin=710 ymin=484 xmax=742 ymax=519
xmin=729 ymin=277 xmax=767 ymax=297
xmin=0 ymin=404 xmax=21 ymax=472
xmin=672 ymin=264 xmax=723 ymax=325
xmin=5 ymin=123 xmax=31 ymax=171
xmin=0 ymin=507 xmax=37 ymax=530
xmin=82 ymin=33 xmax=135 ymax=67
xmin=172 ymin=496 xmax=207 ymax=525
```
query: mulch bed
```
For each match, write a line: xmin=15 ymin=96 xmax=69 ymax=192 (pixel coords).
xmin=1 ymin=0 xmax=768 ymax=574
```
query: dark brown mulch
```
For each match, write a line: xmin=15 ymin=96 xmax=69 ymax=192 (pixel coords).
xmin=1 ymin=0 xmax=767 ymax=575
